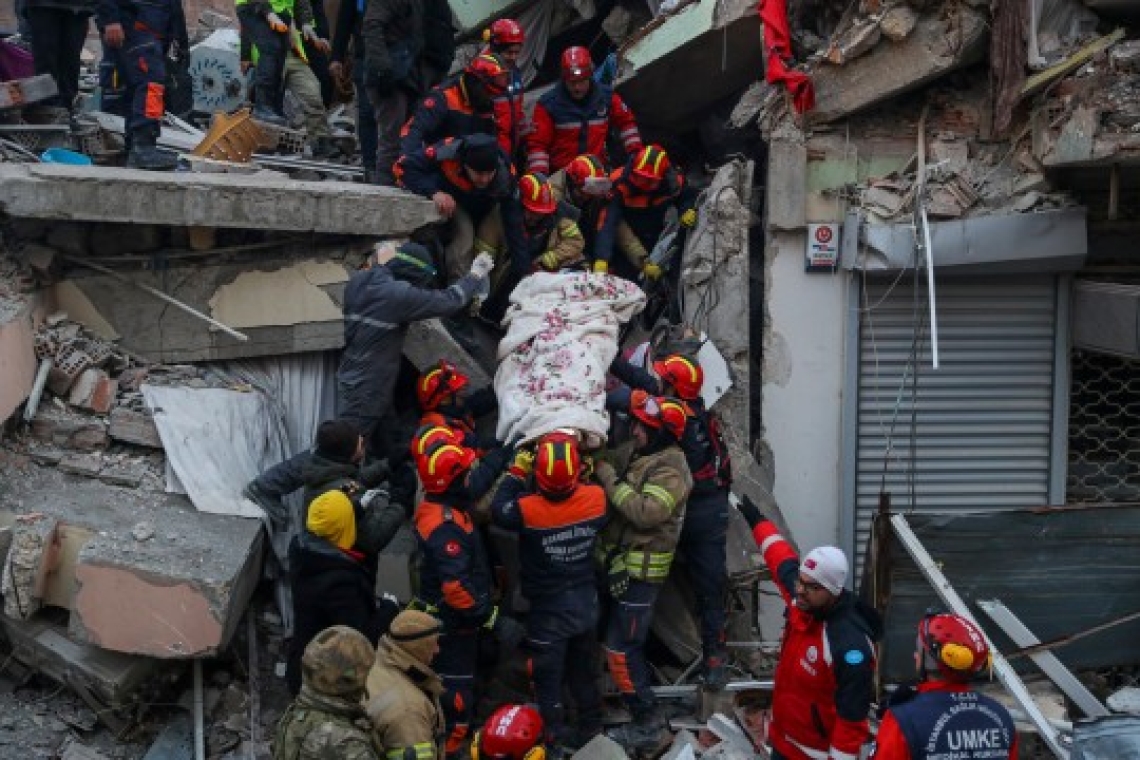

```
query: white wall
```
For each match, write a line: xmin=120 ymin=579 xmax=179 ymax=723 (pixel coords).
xmin=760 ymin=230 xmax=849 ymax=554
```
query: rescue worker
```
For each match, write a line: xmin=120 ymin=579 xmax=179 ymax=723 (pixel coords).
xmin=490 ymin=433 xmax=607 ymax=749
xmin=736 ymin=495 xmax=882 ymax=760
xmin=329 ymin=0 xmax=379 ymax=180
xmin=360 ymin=0 xmax=421 ymax=186
xmin=608 ymin=354 xmax=733 ymax=685
xmin=366 ymin=610 xmax=447 ymax=760
xmin=410 ymin=422 xmax=511 ymax=506
xmin=236 ymin=0 xmax=322 ymax=126
xmin=595 ymin=395 xmax=692 ymax=751
xmin=95 ymin=0 xmax=188 ymax=169
xmin=472 ymin=704 xmax=546 ymax=760
xmin=415 ymin=360 xmax=499 ymax=450
xmin=274 ymin=625 xmax=380 ymax=760
xmin=526 ymin=46 xmax=642 ymax=176
xmin=287 ymin=490 xmax=388 ymax=696
xmin=411 ymin=443 xmax=523 ymax=757
xmin=474 ymin=172 xmax=586 ymax=319
xmin=26 ymin=0 xmax=95 ymax=111
xmin=335 ymin=241 xmax=493 ymax=458
xmin=593 ymin=145 xmax=699 ymax=282
xmin=396 ymin=134 xmax=527 ymax=284
xmin=481 ymin=18 xmax=526 ymax=164
xmin=398 ymin=52 xmax=511 ymax=158
xmin=871 ymin=613 xmax=1016 ymax=760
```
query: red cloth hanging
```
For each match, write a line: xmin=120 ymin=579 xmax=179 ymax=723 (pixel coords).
xmin=758 ymin=0 xmax=815 ymax=113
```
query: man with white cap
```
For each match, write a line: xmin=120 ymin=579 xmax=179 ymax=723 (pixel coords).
xmin=737 ymin=496 xmax=882 ymax=760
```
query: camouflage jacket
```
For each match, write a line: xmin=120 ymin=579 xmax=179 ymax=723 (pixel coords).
xmin=273 ymin=686 xmax=380 ymax=760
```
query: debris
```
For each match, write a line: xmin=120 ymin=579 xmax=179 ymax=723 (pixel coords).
xmin=879 ymin=6 xmax=917 ymax=42
xmin=141 ymin=709 xmax=194 ymax=760
xmin=191 ymin=108 xmax=267 ymax=163
xmin=1107 ymin=687 xmax=1140 ymax=715
xmin=1023 ymin=28 xmax=1126 ymax=99
xmin=108 ymin=407 xmax=163 ymax=449
xmin=706 ymin=713 xmax=754 ymax=756
xmin=0 ymin=74 xmax=59 ymax=110
xmin=59 ymin=453 xmax=104 ymax=478
xmin=825 ymin=19 xmax=881 ymax=65
xmin=68 ymin=369 xmax=118 ymax=414
xmin=59 ymin=738 xmax=109 ymax=760
xmin=571 ymin=733 xmax=629 ymax=760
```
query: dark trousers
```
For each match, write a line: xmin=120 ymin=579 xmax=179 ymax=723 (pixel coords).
xmin=352 ymin=63 xmax=378 ymax=181
xmin=103 ymin=26 xmax=166 ymax=135
xmin=28 ymin=7 xmax=90 ymax=107
xmin=525 ymin=593 xmax=603 ymax=743
xmin=679 ymin=488 xmax=729 ymax=656
xmin=366 ymin=84 xmax=409 ymax=186
xmin=237 ymin=5 xmax=289 ymax=111
xmin=432 ymin=627 xmax=479 ymax=755
xmin=307 ymin=0 xmax=333 ymax=106
xmin=604 ymin=578 xmax=661 ymax=716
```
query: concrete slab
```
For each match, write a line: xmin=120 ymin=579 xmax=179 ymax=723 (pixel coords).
xmin=0 ymin=295 xmax=41 ymax=425
xmin=2 ymin=466 xmax=264 ymax=658
xmin=809 ymin=5 xmax=988 ymax=124
xmin=616 ymin=0 xmax=763 ymax=133
xmin=0 ymin=164 xmax=439 ymax=237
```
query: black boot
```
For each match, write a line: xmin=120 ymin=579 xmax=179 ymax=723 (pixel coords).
xmin=252 ymin=88 xmax=289 ymax=127
xmin=606 ymin=706 xmax=663 ymax=754
xmin=127 ymin=128 xmax=178 ymax=171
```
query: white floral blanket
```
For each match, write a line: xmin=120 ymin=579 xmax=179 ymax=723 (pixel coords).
xmin=494 ymin=272 xmax=645 ymax=446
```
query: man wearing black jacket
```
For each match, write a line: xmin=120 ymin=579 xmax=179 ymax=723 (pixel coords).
xmin=26 ymin=0 xmax=93 ymax=110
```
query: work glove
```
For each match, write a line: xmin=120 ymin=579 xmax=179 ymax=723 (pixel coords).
xmin=484 ymin=607 xmax=526 ymax=652
xmin=265 ymin=12 xmax=288 ymax=33
xmin=736 ymin=493 xmax=765 ymax=529
xmin=580 ymin=453 xmax=595 ymax=482
xmin=302 ymin=24 xmax=330 ymax=54
xmin=509 ymin=448 xmax=535 ymax=480
xmin=680 ymin=208 xmax=698 ymax=228
xmin=642 ymin=262 xmax=663 ymax=281
xmin=470 ymin=252 xmax=495 ymax=280
xmin=592 ymin=259 xmax=609 ymax=274
xmin=538 ymin=250 xmax=559 ymax=271
xmin=360 ymin=487 xmax=390 ymax=510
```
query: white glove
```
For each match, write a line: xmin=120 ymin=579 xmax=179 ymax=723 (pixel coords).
xmin=470 ymin=252 xmax=495 ymax=280
xmin=360 ymin=487 xmax=389 ymax=509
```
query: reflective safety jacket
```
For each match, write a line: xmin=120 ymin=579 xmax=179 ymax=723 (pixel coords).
xmin=490 ymin=474 xmax=607 ymax=603
xmin=413 ymin=499 xmax=493 ymax=628
xmin=870 ymin=681 xmax=1018 ymax=760
xmin=527 ymin=81 xmax=641 ymax=176
xmin=597 ymin=445 xmax=692 ymax=582
xmin=365 ymin=637 xmax=446 ymax=760
xmin=398 ymin=78 xmax=497 ymax=157
xmin=594 ymin=162 xmax=698 ymax=268
xmin=474 ymin=202 xmax=585 ymax=273
xmin=753 ymin=521 xmax=882 ymax=760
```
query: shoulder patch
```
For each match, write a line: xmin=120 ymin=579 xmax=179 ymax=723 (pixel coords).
xmin=444 ymin=540 xmax=462 ymax=557
xmin=844 ymin=649 xmax=866 ymax=665
xmin=424 ymin=97 xmax=436 ymax=108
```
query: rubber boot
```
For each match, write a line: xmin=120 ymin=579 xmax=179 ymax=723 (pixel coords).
xmin=127 ymin=128 xmax=178 ymax=171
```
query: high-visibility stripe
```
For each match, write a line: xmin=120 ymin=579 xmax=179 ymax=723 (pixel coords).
xmin=828 ymin=750 xmax=858 ymax=760
xmin=642 ymin=483 xmax=676 ymax=511
xmin=612 ymin=482 xmax=635 ymax=507
xmin=759 ymin=534 xmax=784 ymax=555
xmin=605 ymin=648 xmax=635 ymax=693
xmin=784 ymin=737 xmax=829 ymax=760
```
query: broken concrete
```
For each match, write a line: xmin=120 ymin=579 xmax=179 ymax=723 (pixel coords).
xmin=0 ymin=164 xmax=439 ymax=237
xmin=108 ymin=407 xmax=163 ymax=449
xmin=0 ymin=295 xmax=41 ymax=425
xmin=3 ymin=466 xmax=263 ymax=657
xmin=809 ymin=5 xmax=989 ymax=124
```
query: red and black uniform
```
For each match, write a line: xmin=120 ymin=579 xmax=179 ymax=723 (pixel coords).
xmin=527 ymin=81 xmax=641 ymax=176
xmin=870 ymin=681 xmax=1018 ymax=760
xmin=753 ymin=521 xmax=882 ymax=760
xmin=607 ymin=360 xmax=733 ymax=662
xmin=395 ymin=137 xmax=529 ymax=274
xmin=594 ymin=161 xmax=698 ymax=280
xmin=490 ymin=474 xmax=608 ymax=744
xmin=413 ymin=497 xmax=494 ymax=755
xmin=399 ymin=76 xmax=497 ymax=156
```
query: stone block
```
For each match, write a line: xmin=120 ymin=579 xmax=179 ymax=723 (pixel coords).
xmin=0 ymin=515 xmax=57 ymax=620
xmin=880 ymin=5 xmax=918 ymax=41
xmin=571 ymin=734 xmax=629 ymax=760
xmin=59 ymin=454 xmax=104 ymax=478
xmin=30 ymin=408 xmax=109 ymax=451
xmin=68 ymin=369 xmax=118 ymax=414
xmin=98 ymin=462 xmax=146 ymax=488
xmin=108 ymin=407 xmax=163 ymax=448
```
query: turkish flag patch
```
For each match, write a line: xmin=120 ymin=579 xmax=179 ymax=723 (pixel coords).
xmin=424 ymin=97 xmax=436 ymax=108
xmin=445 ymin=540 xmax=462 ymax=557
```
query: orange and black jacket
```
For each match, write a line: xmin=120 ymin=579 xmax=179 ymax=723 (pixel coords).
xmin=594 ymin=162 xmax=698 ymax=267
xmin=413 ymin=498 xmax=493 ymax=628
xmin=398 ymin=77 xmax=496 ymax=157
xmin=489 ymin=474 xmax=607 ymax=603
xmin=396 ymin=138 xmax=529 ymax=274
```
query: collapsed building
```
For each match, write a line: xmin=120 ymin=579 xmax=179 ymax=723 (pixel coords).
xmin=3 ymin=0 xmax=1140 ymax=758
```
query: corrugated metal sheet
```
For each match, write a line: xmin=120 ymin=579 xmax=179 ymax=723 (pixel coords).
xmin=865 ymin=505 xmax=1140 ymax=681
xmin=853 ymin=277 xmax=1058 ymax=578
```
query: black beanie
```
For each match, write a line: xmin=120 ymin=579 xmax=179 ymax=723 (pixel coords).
xmin=388 ymin=241 xmax=438 ymax=287
xmin=460 ymin=134 xmax=499 ymax=173
xmin=315 ymin=419 xmax=360 ymax=463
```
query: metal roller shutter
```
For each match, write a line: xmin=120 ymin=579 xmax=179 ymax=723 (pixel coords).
xmin=852 ymin=275 xmax=1059 ymax=577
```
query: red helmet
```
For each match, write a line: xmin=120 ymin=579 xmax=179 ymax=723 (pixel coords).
xmin=534 ymin=432 xmax=581 ymax=499
xmin=918 ymin=613 xmax=991 ymax=681
xmin=485 ymin=18 xmax=524 ymax=48
xmin=565 ymin=154 xmax=609 ymax=195
xmin=417 ymin=444 xmax=476 ymax=494
xmin=417 ymin=361 xmax=469 ymax=411
xmin=410 ymin=423 xmax=461 ymax=462
xmin=560 ymin=46 xmax=594 ymax=82
xmin=653 ymin=355 xmax=704 ymax=401
xmin=466 ymin=53 xmax=510 ymax=95
xmin=630 ymin=392 xmax=688 ymax=441
xmin=475 ymin=704 xmax=545 ymax=760
xmin=631 ymin=144 xmax=671 ymax=184
xmin=519 ymin=174 xmax=557 ymax=215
